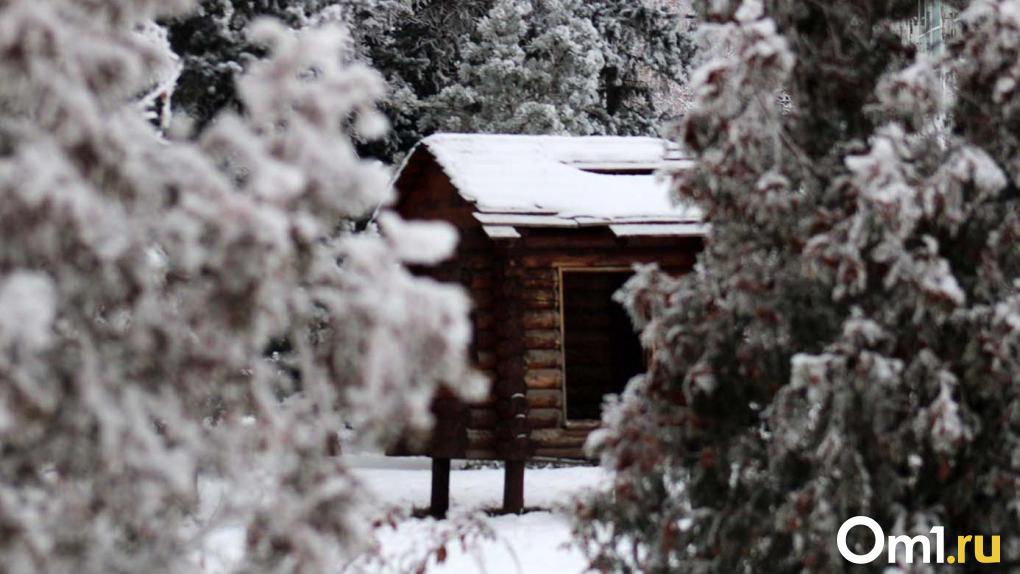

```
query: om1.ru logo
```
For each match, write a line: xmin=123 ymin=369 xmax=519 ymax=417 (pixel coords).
xmin=837 ymin=516 xmax=1000 ymax=565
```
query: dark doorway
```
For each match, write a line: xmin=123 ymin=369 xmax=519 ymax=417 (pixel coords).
xmin=561 ymin=270 xmax=645 ymax=421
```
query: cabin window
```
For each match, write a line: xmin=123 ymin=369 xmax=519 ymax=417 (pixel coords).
xmin=561 ymin=270 xmax=645 ymax=422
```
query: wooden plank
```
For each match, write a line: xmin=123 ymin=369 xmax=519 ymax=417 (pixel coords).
xmin=528 ymin=408 xmax=561 ymax=429
xmin=525 ymin=369 xmax=562 ymax=390
xmin=521 ymin=252 xmax=698 ymax=269
xmin=527 ymin=389 xmax=562 ymax=409
xmin=522 ymin=298 xmax=558 ymax=311
xmin=521 ymin=236 xmax=619 ymax=250
xmin=564 ymin=420 xmax=601 ymax=431
xmin=531 ymin=429 xmax=590 ymax=449
xmin=523 ymin=254 xmax=610 ymax=268
xmin=562 ymin=426 xmax=601 ymax=438
xmin=520 ymin=273 xmax=557 ymax=289
xmin=522 ymin=310 xmax=559 ymax=330
xmin=524 ymin=350 xmax=560 ymax=369
xmin=521 ymin=289 xmax=558 ymax=303
xmin=483 ymin=225 xmax=522 ymax=240
xmin=523 ymin=330 xmax=560 ymax=350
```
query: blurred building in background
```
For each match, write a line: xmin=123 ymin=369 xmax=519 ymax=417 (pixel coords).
xmin=895 ymin=0 xmax=960 ymax=55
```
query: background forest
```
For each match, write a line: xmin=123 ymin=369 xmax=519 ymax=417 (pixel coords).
xmin=167 ymin=0 xmax=697 ymax=161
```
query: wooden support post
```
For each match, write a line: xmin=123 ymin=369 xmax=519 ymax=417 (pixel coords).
xmin=430 ymin=458 xmax=451 ymax=519
xmin=503 ymin=460 xmax=525 ymax=514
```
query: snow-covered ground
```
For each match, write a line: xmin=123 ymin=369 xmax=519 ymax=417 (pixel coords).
xmin=350 ymin=456 xmax=607 ymax=574
xmin=197 ymin=455 xmax=608 ymax=574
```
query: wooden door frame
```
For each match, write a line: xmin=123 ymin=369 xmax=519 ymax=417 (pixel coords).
xmin=556 ymin=265 xmax=635 ymax=429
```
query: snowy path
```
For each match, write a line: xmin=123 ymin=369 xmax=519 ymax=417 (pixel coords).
xmin=350 ymin=456 xmax=607 ymax=574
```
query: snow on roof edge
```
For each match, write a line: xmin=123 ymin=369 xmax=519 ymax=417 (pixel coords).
xmin=609 ymin=223 xmax=710 ymax=238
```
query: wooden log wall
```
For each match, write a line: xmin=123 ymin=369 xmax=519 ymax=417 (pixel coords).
xmin=403 ymin=231 xmax=701 ymax=460
xmin=503 ymin=231 xmax=701 ymax=458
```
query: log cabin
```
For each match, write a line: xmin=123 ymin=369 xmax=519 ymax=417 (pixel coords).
xmin=389 ymin=134 xmax=705 ymax=516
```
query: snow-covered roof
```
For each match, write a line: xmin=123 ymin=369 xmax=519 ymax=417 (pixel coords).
xmin=403 ymin=134 xmax=703 ymax=237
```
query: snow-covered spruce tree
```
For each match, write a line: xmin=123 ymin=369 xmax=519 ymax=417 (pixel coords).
xmin=166 ymin=0 xmax=488 ymax=157
xmin=420 ymin=0 xmax=695 ymax=139
xmin=590 ymin=0 xmax=696 ymax=125
xmin=576 ymin=0 xmax=1020 ymax=572
xmin=0 ymin=1 xmax=482 ymax=573
xmin=346 ymin=0 xmax=494 ymax=161
xmin=166 ymin=0 xmax=364 ymax=131
xmin=420 ymin=0 xmax=603 ymax=135
xmin=168 ymin=0 xmax=695 ymax=161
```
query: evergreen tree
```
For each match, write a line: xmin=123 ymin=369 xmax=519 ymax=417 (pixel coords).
xmin=577 ymin=0 xmax=1020 ymax=572
xmin=421 ymin=0 xmax=606 ymax=135
xmin=590 ymin=0 xmax=695 ymax=131
xmin=167 ymin=0 xmax=695 ymax=161
xmin=388 ymin=0 xmax=696 ymax=155
xmin=0 ymin=1 xmax=481 ymax=572
xmin=351 ymin=0 xmax=495 ymax=160
xmin=166 ymin=0 xmax=353 ymax=131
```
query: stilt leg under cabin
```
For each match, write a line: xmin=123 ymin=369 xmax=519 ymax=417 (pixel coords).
xmin=430 ymin=458 xmax=450 ymax=518
xmin=503 ymin=460 xmax=525 ymax=514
